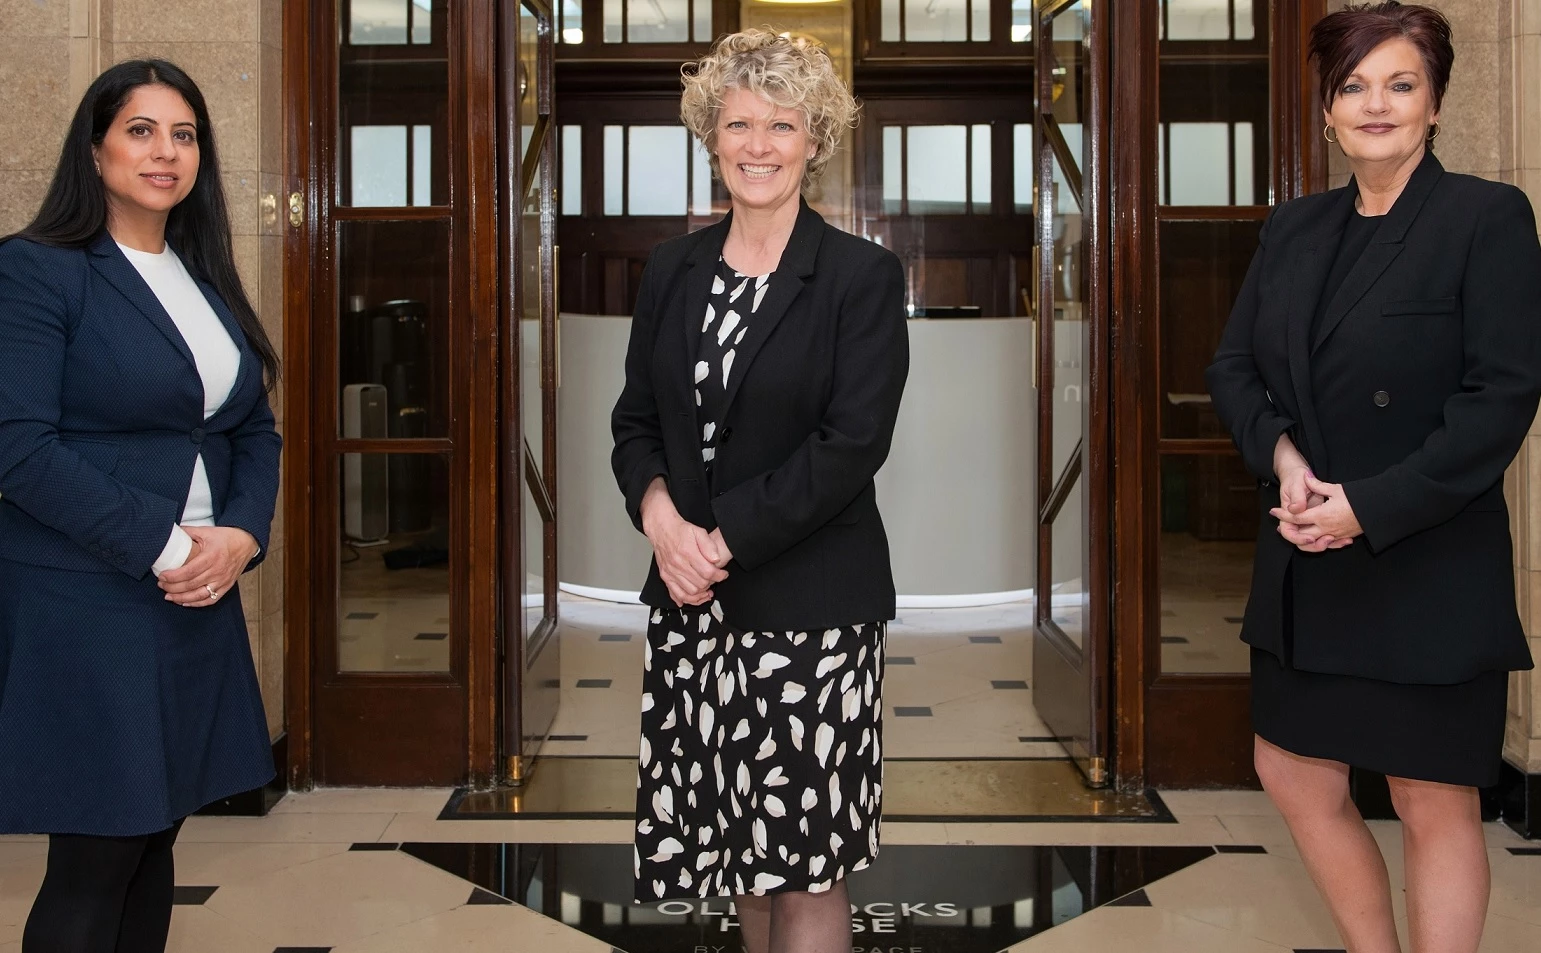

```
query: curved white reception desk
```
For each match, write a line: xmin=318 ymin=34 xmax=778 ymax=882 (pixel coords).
xmin=552 ymin=315 xmax=1059 ymax=605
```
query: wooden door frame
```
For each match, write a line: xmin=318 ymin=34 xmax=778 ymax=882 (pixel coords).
xmin=1109 ymin=0 xmax=1327 ymax=789
xmin=282 ymin=0 xmax=504 ymax=789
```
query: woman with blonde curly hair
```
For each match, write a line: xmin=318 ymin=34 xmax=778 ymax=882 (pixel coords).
xmin=611 ymin=27 xmax=909 ymax=952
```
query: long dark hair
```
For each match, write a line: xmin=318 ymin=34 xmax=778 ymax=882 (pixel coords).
xmin=9 ymin=59 xmax=280 ymax=387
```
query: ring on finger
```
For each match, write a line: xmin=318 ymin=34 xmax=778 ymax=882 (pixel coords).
xmin=206 ymin=584 xmax=220 ymax=600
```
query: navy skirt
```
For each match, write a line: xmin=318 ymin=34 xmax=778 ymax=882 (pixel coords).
xmin=0 ymin=557 xmax=273 ymax=836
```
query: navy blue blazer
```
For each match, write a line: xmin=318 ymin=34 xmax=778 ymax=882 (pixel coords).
xmin=0 ymin=233 xmax=281 ymax=577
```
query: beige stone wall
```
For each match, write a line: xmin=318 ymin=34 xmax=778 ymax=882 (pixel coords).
xmin=0 ymin=0 xmax=286 ymax=741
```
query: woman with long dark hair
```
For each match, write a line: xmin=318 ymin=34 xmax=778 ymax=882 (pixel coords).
xmin=0 ymin=60 xmax=281 ymax=951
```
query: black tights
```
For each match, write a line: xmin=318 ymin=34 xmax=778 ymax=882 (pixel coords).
xmin=22 ymin=818 xmax=185 ymax=953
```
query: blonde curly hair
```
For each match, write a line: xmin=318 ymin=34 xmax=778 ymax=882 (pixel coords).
xmin=680 ymin=28 xmax=859 ymax=194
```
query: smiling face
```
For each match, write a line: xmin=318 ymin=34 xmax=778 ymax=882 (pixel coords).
xmin=713 ymin=87 xmax=816 ymax=215
xmin=94 ymin=84 xmax=200 ymax=232
xmin=1324 ymin=37 xmax=1439 ymax=171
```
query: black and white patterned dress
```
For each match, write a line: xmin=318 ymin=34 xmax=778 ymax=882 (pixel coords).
xmin=633 ymin=259 xmax=887 ymax=902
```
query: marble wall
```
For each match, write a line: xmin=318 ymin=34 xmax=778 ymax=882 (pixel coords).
xmin=0 ymin=0 xmax=286 ymax=740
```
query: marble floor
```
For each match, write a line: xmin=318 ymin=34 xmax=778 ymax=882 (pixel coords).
xmin=546 ymin=596 xmax=1061 ymax=761
xmin=2 ymin=788 xmax=1537 ymax=952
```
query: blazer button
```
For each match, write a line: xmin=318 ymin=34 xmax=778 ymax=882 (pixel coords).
xmin=191 ymin=427 xmax=206 ymax=444
xmin=1373 ymin=390 xmax=1390 ymax=408
xmin=719 ymin=427 xmax=733 ymax=444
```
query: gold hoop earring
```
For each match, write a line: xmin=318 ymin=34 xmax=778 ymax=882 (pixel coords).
xmin=1324 ymin=126 xmax=1338 ymax=144
xmin=1427 ymin=122 xmax=1440 ymax=141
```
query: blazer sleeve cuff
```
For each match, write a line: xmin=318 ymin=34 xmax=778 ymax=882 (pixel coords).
xmin=1245 ymin=413 xmax=1296 ymax=483
xmin=625 ymin=455 xmax=670 ymax=534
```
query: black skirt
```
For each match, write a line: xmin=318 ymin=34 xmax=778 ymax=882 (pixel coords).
xmin=1251 ymin=646 xmax=1507 ymax=787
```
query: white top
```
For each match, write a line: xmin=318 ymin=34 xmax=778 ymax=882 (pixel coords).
xmin=116 ymin=242 xmax=241 ymax=576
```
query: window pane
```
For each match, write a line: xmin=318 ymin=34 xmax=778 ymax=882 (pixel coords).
xmin=694 ymin=0 xmax=712 ymax=42
xmin=883 ymin=126 xmax=903 ymax=214
xmin=628 ymin=0 xmax=689 ymax=43
xmin=1167 ymin=123 xmax=1230 ymax=205
xmin=1234 ymin=1 xmax=1256 ymax=41
xmin=1164 ymin=0 xmax=1232 ymax=40
xmin=604 ymin=0 xmax=623 ymax=42
xmin=350 ymin=0 xmax=407 ymax=45
xmin=1158 ymin=220 xmax=1260 ymax=440
xmin=906 ymin=125 xmax=967 ymax=214
xmin=691 ymin=138 xmax=713 ymax=216
xmin=628 ymin=126 xmax=688 ymax=215
xmin=1233 ymin=121 xmax=1255 ymax=205
xmin=562 ymin=126 xmax=582 ymax=216
xmin=351 ymin=126 xmax=408 ymax=207
xmin=1013 ymin=123 xmax=1032 ymax=211
xmin=603 ymin=125 xmax=624 ymax=215
xmin=971 ymin=0 xmax=990 ymax=41
xmin=409 ymin=0 xmax=432 ymax=44
xmin=904 ymin=0 xmax=969 ymax=42
xmin=1159 ymin=453 xmax=1255 ymax=674
xmin=971 ymin=124 xmax=991 ymax=212
xmin=338 ymin=220 xmax=452 ymax=439
xmin=1011 ymin=0 xmax=1031 ymax=42
xmin=561 ymin=0 xmax=583 ymax=43
xmin=411 ymin=125 xmax=432 ymax=206
xmin=881 ymin=0 xmax=901 ymax=42
xmin=337 ymin=452 xmax=452 ymax=673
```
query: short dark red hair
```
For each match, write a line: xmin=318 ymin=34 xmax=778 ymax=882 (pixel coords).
xmin=1310 ymin=2 xmax=1453 ymax=112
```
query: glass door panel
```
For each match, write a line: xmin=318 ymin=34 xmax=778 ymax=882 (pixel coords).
xmin=1033 ymin=0 xmax=1107 ymax=786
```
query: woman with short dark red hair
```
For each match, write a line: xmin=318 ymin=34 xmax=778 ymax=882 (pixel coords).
xmin=1208 ymin=3 xmax=1541 ymax=951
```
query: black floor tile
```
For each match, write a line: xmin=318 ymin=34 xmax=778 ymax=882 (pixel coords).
xmin=1106 ymin=888 xmax=1151 ymax=907
xmin=969 ymin=635 xmax=1002 ymax=644
xmin=273 ymin=948 xmax=333 ymax=953
xmin=576 ymin=679 xmax=613 ymax=688
xmin=414 ymin=632 xmax=448 ymax=641
xmin=1293 ymin=949 xmax=1347 ymax=953
xmin=1160 ymin=636 xmax=1189 ymax=644
xmin=404 ymin=843 xmax=1214 ymax=953
xmin=344 ymin=612 xmax=377 ymax=620
xmin=599 ymin=633 xmax=633 ymax=642
xmin=1214 ymin=844 xmax=1268 ymax=854
xmin=468 ymin=887 xmax=514 ymax=905
xmin=171 ymin=885 xmax=218 ymax=904
xmin=991 ymin=680 xmax=1029 ymax=690
xmin=349 ymin=842 xmax=399 ymax=851
xmin=1507 ymin=846 xmax=1541 ymax=855
xmin=894 ymin=706 xmax=932 ymax=717
xmin=548 ymin=734 xmax=589 ymax=742
xmin=1224 ymin=616 xmax=1246 ymax=624
xmin=1019 ymin=735 xmax=1057 ymax=742
xmin=886 ymin=656 xmax=916 ymax=665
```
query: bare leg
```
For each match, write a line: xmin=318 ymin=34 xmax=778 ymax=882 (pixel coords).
xmin=735 ymin=893 xmax=772 ymax=953
xmin=1255 ymin=735 xmax=1402 ymax=953
xmin=1388 ymin=777 xmax=1488 ymax=953
xmin=769 ymin=880 xmax=852 ymax=953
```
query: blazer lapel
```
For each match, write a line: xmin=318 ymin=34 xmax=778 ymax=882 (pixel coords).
xmin=87 ymin=233 xmax=198 ymax=371
xmin=1311 ymin=150 xmax=1443 ymax=354
xmin=1286 ymin=186 xmax=1354 ymax=473
xmin=718 ymin=201 xmax=826 ymax=420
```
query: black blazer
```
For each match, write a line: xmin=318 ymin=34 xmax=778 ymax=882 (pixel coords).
xmin=611 ymin=201 xmax=909 ymax=630
xmin=1207 ymin=151 xmax=1541 ymax=684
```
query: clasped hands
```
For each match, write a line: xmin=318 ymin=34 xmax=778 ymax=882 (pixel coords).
xmin=1270 ymin=436 xmax=1361 ymax=552
xmin=641 ymin=477 xmax=733 ymax=606
xmin=158 ymin=525 xmax=261 ymax=607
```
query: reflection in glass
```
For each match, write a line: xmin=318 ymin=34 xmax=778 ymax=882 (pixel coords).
xmin=351 ymin=126 xmax=408 ymax=206
xmin=525 ymin=474 xmax=546 ymax=639
xmin=560 ymin=0 xmax=583 ymax=43
xmin=1011 ymin=0 xmax=1031 ymax=42
xmin=337 ymin=220 xmax=451 ymax=438
xmin=561 ymin=125 xmax=582 ymax=216
xmin=1158 ymin=454 xmax=1255 ymax=673
xmin=338 ymin=33 xmax=447 ymax=206
xmin=337 ymin=453 xmax=452 ymax=673
xmin=903 ymin=0 xmax=972 ymax=42
xmin=350 ymin=0 xmax=408 ymax=45
xmin=1158 ymin=220 xmax=1260 ymax=439
xmin=1049 ymin=479 xmax=1086 ymax=650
